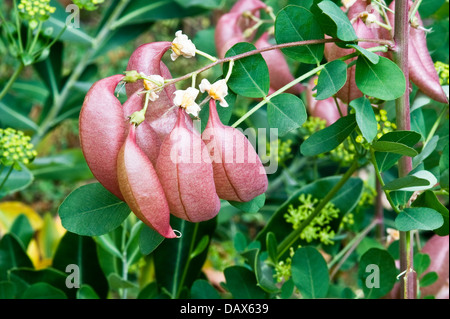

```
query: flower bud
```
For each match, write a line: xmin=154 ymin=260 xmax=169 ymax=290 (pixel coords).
xmin=79 ymin=74 xmax=126 ymax=200
xmin=117 ymin=124 xmax=176 ymax=238
xmin=156 ymin=108 xmax=221 ymax=222
xmin=202 ymin=99 xmax=268 ymax=202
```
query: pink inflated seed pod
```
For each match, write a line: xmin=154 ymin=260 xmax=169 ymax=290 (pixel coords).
xmin=420 ymin=235 xmax=449 ymax=299
xmin=126 ymin=42 xmax=179 ymax=139
xmin=156 ymin=108 xmax=221 ymax=223
xmin=122 ymin=92 xmax=161 ymax=166
xmin=79 ymin=74 xmax=126 ymax=200
xmin=202 ymin=100 xmax=268 ymax=202
xmin=388 ymin=0 xmax=448 ymax=104
xmin=324 ymin=1 xmax=390 ymax=103
xmin=117 ymin=124 xmax=176 ymax=238
xmin=215 ymin=0 xmax=267 ymax=59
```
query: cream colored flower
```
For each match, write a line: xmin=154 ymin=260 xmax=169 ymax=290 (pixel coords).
xmin=143 ymin=74 xmax=165 ymax=101
xmin=173 ymin=87 xmax=200 ymax=116
xmin=199 ymin=79 xmax=229 ymax=107
xmin=170 ymin=30 xmax=196 ymax=61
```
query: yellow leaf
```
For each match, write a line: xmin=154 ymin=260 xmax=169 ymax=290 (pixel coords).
xmin=0 ymin=201 xmax=43 ymax=233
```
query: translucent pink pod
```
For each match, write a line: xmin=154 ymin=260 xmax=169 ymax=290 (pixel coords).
xmin=117 ymin=125 xmax=176 ymax=239
xmin=421 ymin=235 xmax=449 ymax=299
xmin=255 ymin=32 xmax=304 ymax=95
xmin=215 ymin=0 xmax=267 ymax=59
xmin=126 ymin=42 xmax=179 ymax=139
xmin=156 ymin=108 xmax=221 ymax=223
xmin=324 ymin=2 xmax=389 ymax=103
xmin=202 ymin=100 xmax=268 ymax=202
xmin=79 ymin=74 xmax=126 ymax=200
xmin=122 ymin=92 xmax=161 ymax=166
xmin=388 ymin=0 xmax=448 ymax=104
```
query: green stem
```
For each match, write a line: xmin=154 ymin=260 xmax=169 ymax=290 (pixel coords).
xmin=120 ymin=218 xmax=128 ymax=299
xmin=12 ymin=0 xmax=24 ymax=54
xmin=370 ymin=148 xmax=401 ymax=214
xmin=175 ymin=223 xmax=199 ymax=299
xmin=423 ymin=104 xmax=448 ymax=148
xmin=0 ymin=63 xmax=24 ymax=101
xmin=28 ymin=21 xmax=42 ymax=54
xmin=329 ymin=218 xmax=380 ymax=278
xmin=276 ymin=160 xmax=360 ymax=259
xmin=195 ymin=49 xmax=218 ymax=62
xmin=0 ymin=165 xmax=15 ymax=191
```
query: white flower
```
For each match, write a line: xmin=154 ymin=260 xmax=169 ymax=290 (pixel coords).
xmin=199 ymin=79 xmax=229 ymax=107
xmin=173 ymin=87 xmax=200 ymax=116
xmin=170 ymin=30 xmax=196 ymax=61
xmin=143 ymin=75 xmax=165 ymax=101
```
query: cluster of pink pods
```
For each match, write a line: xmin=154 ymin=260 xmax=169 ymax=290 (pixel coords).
xmin=79 ymin=42 xmax=268 ymax=238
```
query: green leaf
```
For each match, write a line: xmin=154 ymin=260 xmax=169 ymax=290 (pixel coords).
xmin=77 ymin=284 xmax=100 ymax=299
xmin=190 ymin=235 xmax=209 ymax=259
xmin=108 ymin=272 xmax=138 ymax=290
xmin=52 ymin=232 xmax=109 ymax=298
xmin=420 ymin=271 xmax=438 ymax=287
xmin=8 ymin=267 xmax=74 ymax=299
xmin=316 ymin=60 xmax=348 ymax=100
xmin=358 ymin=248 xmax=397 ymax=299
xmin=414 ymin=253 xmax=431 ymax=276
xmin=275 ymin=5 xmax=324 ymax=64
xmin=291 ymin=246 xmax=329 ymax=299
xmin=355 ymin=56 xmax=406 ymax=101
xmin=440 ymin=144 xmax=449 ymax=190
xmin=139 ymin=225 xmax=165 ymax=255
xmin=175 ymin=0 xmax=221 ymax=9
xmin=10 ymin=214 xmax=34 ymax=249
xmin=241 ymin=248 xmax=279 ymax=294
xmin=0 ymin=281 xmax=16 ymax=299
xmin=153 ymin=216 xmax=217 ymax=298
xmin=394 ymin=170 xmax=438 ymax=192
xmin=224 ymin=42 xmax=269 ymax=98
xmin=301 ymin=114 xmax=357 ymax=156
xmin=228 ymin=193 xmax=266 ymax=214
xmin=395 ymin=207 xmax=444 ymax=231
xmin=0 ymin=165 xmax=34 ymax=199
xmin=382 ymin=175 xmax=432 ymax=192
xmin=280 ymin=278 xmax=295 ymax=299
xmin=0 ymin=234 xmax=33 ymax=281
xmin=0 ymin=101 xmax=39 ymax=132
xmin=350 ymin=97 xmax=378 ymax=143
xmin=372 ymin=141 xmax=418 ymax=157
xmin=29 ymin=149 xmax=93 ymax=182
xmin=190 ymin=279 xmax=221 ymax=299
xmin=58 ymin=183 xmax=131 ymax=236
xmin=412 ymin=190 xmax=449 ymax=236
xmin=267 ymin=94 xmax=307 ymax=136
xmin=413 ymin=135 xmax=439 ymax=169
xmin=375 ymin=131 xmax=422 ymax=172
xmin=21 ymin=282 xmax=67 ymax=299
xmin=317 ymin=0 xmax=358 ymax=41
xmin=266 ymin=232 xmax=278 ymax=264
xmin=114 ymin=0 xmax=204 ymax=28
xmin=347 ymin=44 xmax=380 ymax=64
xmin=223 ymin=266 xmax=266 ymax=299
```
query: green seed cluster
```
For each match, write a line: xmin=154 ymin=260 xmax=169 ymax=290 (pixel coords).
xmin=261 ymin=139 xmax=294 ymax=165
xmin=284 ymin=193 xmax=340 ymax=246
xmin=0 ymin=128 xmax=37 ymax=167
xmin=435 ymin=61 xmax=449 ymax=85
xmin=73 ymin=0 xmax=105 ymax=11
xmin=17 ymin=0 xmax=56 ymax=26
